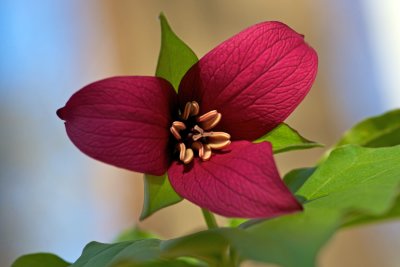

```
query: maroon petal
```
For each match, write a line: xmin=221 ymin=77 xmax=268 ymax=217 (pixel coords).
xmin=57 ymin=76 xmax=177 ymax=175
xmin=167 ymin=141 xmax=301 ymax=218
xmin=178 ymin=21 xmax=318 ymax=140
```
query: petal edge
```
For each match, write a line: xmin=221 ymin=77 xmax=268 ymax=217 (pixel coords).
xmin=168 ymin=141 xmax=302 ymax=218
xmin=58 ymin=76 xmax=177 ymax=175
xmin=179 ymin=21 xmax=318 ymax=140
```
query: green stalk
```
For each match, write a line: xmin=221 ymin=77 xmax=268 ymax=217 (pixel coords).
xmin=201 ymin=208 xmax=218 ymax=229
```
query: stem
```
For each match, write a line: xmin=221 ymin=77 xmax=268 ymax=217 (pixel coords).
xmin=229 ymin=247 xmax=240 ymax=267
xmin=222 ymin=245 xmax=240 ymax=267
xmin=201 ymin=208 xmax=218 ymax=229
xmin=200 ymin=209 xmax=239 ymax=266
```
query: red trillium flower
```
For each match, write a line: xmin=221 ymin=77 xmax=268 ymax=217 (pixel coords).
xmin=57 ymin=21 xmax=317 ymax=218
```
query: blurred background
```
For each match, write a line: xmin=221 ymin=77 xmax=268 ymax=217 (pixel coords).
xmin=1 ymin=0 xmax=399 ymax=266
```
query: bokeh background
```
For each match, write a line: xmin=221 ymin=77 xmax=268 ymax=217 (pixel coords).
xmin=1 ymin=0 xmax=400 ymax=266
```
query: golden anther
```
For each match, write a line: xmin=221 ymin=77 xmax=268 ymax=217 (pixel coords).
xmin=182 ymin=102 xmax=192 ymax=120
xmin=208 ymin=132 xmax=231 ymax=141
xmin=202 ymin=113 xmax=221 ymax=130
xmin=190 ymin=101 xmax=200 ymax=116
xmin=171 ymin=101 xmax=230 ymax=163
xmin=208 ymin=139 xmax=231 ymax=150
xmin=193 ymin=125 xmax=204 ymax=134
xmin=197 ymin=110 xmax=218 ymax=123
xmin=192 ymin=134 xmax=202 ymax=141
xmin=172 ymin=121 xmax=186 ymax=130
xmin=170 ymin=126 xmax=182 ymax=140
xmin=178 ymin=143 xmax=186 ymax=161
xmin=201 ymin=144 xmax=212 ymax=161
xmin=192 ymin=141 xmax=212 ymax=161
xmin=183 ymin=148 xmax=194 ymax=164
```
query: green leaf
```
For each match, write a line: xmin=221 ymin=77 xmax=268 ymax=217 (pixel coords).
xmin=12 ymin=253 xmax=70 ymax=267
xmin=335 ymin=109 xmax=400 ymax=147
xmin=114 ymin=226 xmax=158 ymax=242
xmin=71 ymin=239 xmax=207 ymax=267
xmin=162 ymin=230 xmax=231 ymax=266
xmin=283 ymin=167 xmax=316 ymax=194
xmin=162 ymin=207 xmax=341 ymax=267
xmin=66 ymin=207 xmax=341 ymax=267
xmin=242 ymin=207 xmax=341 ymax=267
xmin=71 ymin=240 xmax=161 ymax=267
xmin=140 ymin=174 xmax=183 ymax=220
xmin=343 ymin=195 xmax=400 ymax=227
xmin=156 ymin=13 xmax=198 ymax=91
xmin=298 ymin=145 xmax=400 ymax=216
xmin=315 ymin=109 xmax=400 ymax=226
xmin=254 ymin=123 xmax=323 ymax=154
xmin=112 ymin=259 xmax=205 ymax=267
xmin=71 ymin=237 xmax=218 ymax=267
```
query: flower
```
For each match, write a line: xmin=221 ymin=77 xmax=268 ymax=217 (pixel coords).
xmin=57 ymin=21 xmax=317 ymax=218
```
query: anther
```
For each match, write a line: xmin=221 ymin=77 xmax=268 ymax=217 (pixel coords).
xmin=170 ymin=101 xmax=231 ymax=164
xmin=172 ymin=121 xmax=186 ymax=130
xmin=182 ymin=102 xmax=192 ymax=120
xmin=201 ymin=144 xmax=212 ymax=161
xmin=197 ymin=111 xmax=221 ymax=131
xmin=183 ymin=148 xmax=194 ymax=164
xmin=178 ymin=143 xmax=186 ymax=161
xmin=192 ymin=134 xmax=202 ymax=141
xmin=193 ymin=125 xmax=204 ymax=134
xmin=208 ymin=139 xmax=231 ymax=150
xmin=170 ymin=126 xmax=182 ymax=140
xmin=197 ymin=110 xmax=218 ymax=123
xmin=192 ymin=125 xmax=205 ymax=141
xmin=190 ymin=101 xmax=200 ymax=116
xmin=192 ymin=142 xmax=212 ymax=161
xmin=207 ymin=132 xmax=231 ymax=150
xmin=208 ymin=132 xmax=231 ymax=141
xmin=177 ymin=143 xmax=194 ymax=164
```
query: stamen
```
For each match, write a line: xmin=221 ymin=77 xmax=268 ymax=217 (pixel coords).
xmin=192 ymin=125 xmax=205 ymax=141
xmin=207 ymin=132 xmax=231 ymax=150
xmin=193 ymin=125 xmax=204 ymax=134
xmin=201 ymin=144 xmax=212 ymax=161
xmin=170 ymin=126 xmax=182 ymax=140
xmin=197 ymin=110 xmax=218 ymax=122
xmin=183 ymin=148 xmax=194 ymax=164
xmin=208 ymin=132 xmax=231 ymax=141
xmin=192 ymin=141 xmax=212 ymax=161
xmin=178 ymin=143 xmax=186 ymax=161
xmin=170 ymin=101 xmax=230 ymax=164
xmin=192 ymin=134 xmax=203 ymax=141
xmin=196 ymin=110 xmax=221 ymax=131
xmin=208 ymin=139 xmax=231 ymax=150
xmin=172 ymin=121 xmax=186 ymax=130
xmin=182 ymin=102 xmax=192 ymax=120
xmin=190 ymin=101 xmax=200 ymax=116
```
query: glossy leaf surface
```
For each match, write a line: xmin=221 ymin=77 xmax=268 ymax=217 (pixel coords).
xmin=12 ymin=253 xmax=70 ymax=267
xmin=141 ymin=174 xmax=183 ymax=220
xmin=299 ymin=145 xmax=400 ymax=216
xmin=255 ymin=123 xmax=322 ymax=153
xmin=335 ymin=109 xmax=400 ymax=148
xmin=156 ymin=13 xmax=198 ymax=91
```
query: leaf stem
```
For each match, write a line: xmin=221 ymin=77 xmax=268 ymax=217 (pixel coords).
xmin=201 ymin=208 xmax=218 ymax=229
xmin=229 ymin=246 xmax=240 ymax=267
xmin=222 ymin=245 xmax=240 ymax=267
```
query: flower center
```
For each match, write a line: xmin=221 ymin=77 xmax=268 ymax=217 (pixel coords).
xmin=169 ymin=101 xmax=231 ymax=164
